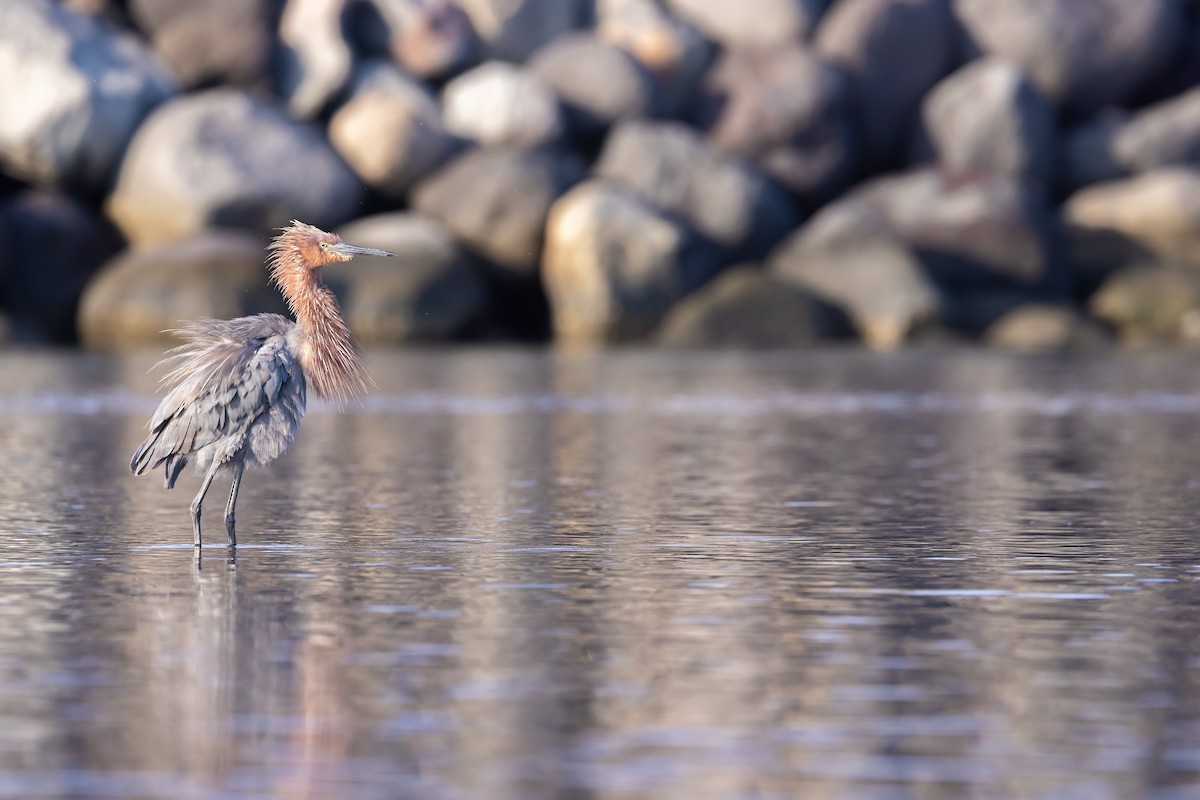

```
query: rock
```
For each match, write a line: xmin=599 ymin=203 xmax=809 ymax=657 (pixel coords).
xmin=1064 ymin=88 xmax=1200 ymax=191
xmin=983 ymin=303 xmax=1111 ymax=351
xmin=1089 ymin=265 xmax=1200 ymax=344
xmin=695 ymin=44 xmax=856 ymax=204
xmin=127 ymin=0 xmax=276 ymax=90
xmin=953 ymin=0 xmax=1183 ymax=117
xmin=542 ymin=181 xmax=724 ymax=343
xmin=816 ymin=0 xmax=955 ymax=169
xmin=528 ymin=34 xmax=655 ymax=138
xmin=596 ymin=0 xmax=712 ymax=116
xmin=771 ymin=233 xmax=940 ymax=349
xmin=595 ymin=120 xmax=800 ymax=257
xmin=663 ymin=0 xmax=829 ymax=46
xmin=913 ymin=58 xmax=1057 ymax=185
xmin=332 ymin=213 xmax=488 ymax=343
xmin=456 ymin=0 xmax=587 ymax=63
xmin=0 ymin=190 xmax=121 ymax=343
xmin=442 ymin=62 xmax=563 ymax=148
xmin=357 ymin=0 xmax=476 ymax=79
xmin=1063 ymin=168 xmax=1200 ymax=274
xmin=329 ymin=61 xmax=458 ymax=198
xmin=412 ymin=148 xmax=584 ymax=278
xmin=77 ymin=231 xmax=287 ymax=348
xmin=0 ymin=0 xmax=176 ymax=191
xmin=657 ymin=267 xmax=849 ymax=347
xmin=106 ymin=90 xmax=364 ymax=247
xmin=797 ymin=167 xmax=1062 ymax=291
xmin=276 ymin=0 xmax=354 ymax=118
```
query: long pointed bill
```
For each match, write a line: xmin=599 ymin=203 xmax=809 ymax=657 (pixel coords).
xmin=331 ymin=242 xmax=396 ymax=258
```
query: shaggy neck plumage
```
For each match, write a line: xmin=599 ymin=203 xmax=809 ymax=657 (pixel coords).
xmin=268 ymin=230 xmax=368 ymax=404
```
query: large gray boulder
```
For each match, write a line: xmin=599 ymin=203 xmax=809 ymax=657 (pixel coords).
xmin=1065 ymin=88 xmax=1200 ymax=191
xmin=332 ymin=213 xmax=489 ymax=343
xmin=1063 ymin=168 xmax=1200 ymax=274
xmin=412 ymin=148 xmax=584 ymax=278
xmin=912 ymin=58 xmax=1057 ymax=185
xmin=0 ymin=0 xmax=176 ymax=191
xmin=796 ymin=167 xmax=1061 ymax=291
xmin=0 ymin=190 xmax=121 ymax=343
xmin=442 ymin=62 xmax=564 ymax=148
xmin=816 ymin=0 xmax=955 ymax=169
xmin=127 ymin=0 xmax=276 ymax=90
xmin=78 ymin=231 xmax=287 ymax=348
xmin=663 ymin=0 xmax=829 ymax=47
xmin=595 ymin=120 xmax=800 ymax=257
xmin=329 ymin=62 xmax=458 ymax=198
xmin=542 ymin=181 xmax=724 ymax=343
xmin=657 ymin=267 xmax=849 ymax=348
xmin=106 ymin=90 xmax=364 ymax=247
xmin=696 ymin=44 xmax=857 ymax=204
xmin=771 ymin=233 xmax=940 ymax=349
xmin=456 ymin=0 xmax=588 ymax=62
xmin=528 ymin=34 xmax=656 ymax=138
xmin=953 ymin=0 xmax=1182 ymax=117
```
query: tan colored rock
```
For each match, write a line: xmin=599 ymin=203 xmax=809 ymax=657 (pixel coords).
xmin=1064 ymin=168 xmax=1200 ymax=272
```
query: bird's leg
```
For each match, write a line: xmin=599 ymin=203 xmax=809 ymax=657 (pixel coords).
xmin=190 ymin=461 xmax=222 ymax=548
xmin=224 ymin=461 xmax=245 ymax=546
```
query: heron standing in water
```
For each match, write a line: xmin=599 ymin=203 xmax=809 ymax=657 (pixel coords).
xmin=131 ymin=221 xmax=394 ymax=547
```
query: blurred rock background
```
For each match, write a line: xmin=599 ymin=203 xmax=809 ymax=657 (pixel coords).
xmin=3 ymin=0 xmax=1200 ymax=350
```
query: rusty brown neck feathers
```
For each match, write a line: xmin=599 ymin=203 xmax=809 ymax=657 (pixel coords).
xmin=267 ymin=224 xmax=368 ymax=405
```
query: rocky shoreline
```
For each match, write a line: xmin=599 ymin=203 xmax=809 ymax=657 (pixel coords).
xmin=3 ymin=0 xmax=1200 ymax=349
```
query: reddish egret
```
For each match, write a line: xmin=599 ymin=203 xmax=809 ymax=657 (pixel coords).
xmin=130 ymin=221 xmax=394 ymax=547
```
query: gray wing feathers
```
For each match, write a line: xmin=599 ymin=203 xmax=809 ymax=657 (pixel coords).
xmin=131 ymin=315 xmax=303 ymax=488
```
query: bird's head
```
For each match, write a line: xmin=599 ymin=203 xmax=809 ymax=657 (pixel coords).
xmin=270 ymin=221 xmax=395 ymax=272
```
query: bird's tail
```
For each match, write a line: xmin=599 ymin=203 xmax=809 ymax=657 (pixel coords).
xmin=130 ymin=434 xmax=186 ymax=490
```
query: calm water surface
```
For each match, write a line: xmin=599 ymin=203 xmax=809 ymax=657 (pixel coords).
xmin=1 ymin=349 xmax=1199 ymax=799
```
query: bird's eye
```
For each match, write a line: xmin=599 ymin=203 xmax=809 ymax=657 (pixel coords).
xmin=319 ymin=242 xmax=329 ymax=250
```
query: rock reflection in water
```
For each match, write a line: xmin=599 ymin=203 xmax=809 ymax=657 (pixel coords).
xmin=0 ymin=350 xmax=1199 ymax=799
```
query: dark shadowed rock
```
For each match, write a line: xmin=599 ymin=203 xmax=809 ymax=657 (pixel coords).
xmin=456 ymin=0 xmax=587 ymax=62
xmin=413 ymin=148 xmax=584 ymax=278
xmin=442 ymin=62 xmax=564 ymax=148
xmin=329 ymin=61 xmax=458 ymax=198
xmin=1063 ymin=168 xmax=1200 ymax=273
xmin=0 ymin=0 xmax=176 ymax=192
xmin=953 ymin=0 xmax=1182 ymax=117
xmin=77 ymin=231 xmax=287 ymax=348
xmin=595 ymin=120 xmax=800 ymax=257
xmin=276 ymin=0 xmax=353 ymax=118
xmin=797 ymin=167 xmax=1062 ymax=291
xmin=106 ymin=90 xmax=364 ymax=247
xmin=1089 ymin=265 xmax=1200 ymax=344
xmin=1064 ymin=88 xmax=1200 ymax=191
xmin=542 ymin=181 xmax=724 ymax=343
xmin=983 ymin=303 xmax=1111 ymax=351
xmin=128 ymin=0 xmax=277 ymax=89
xmin=770 ymin=232 xmax=940 ymax=348
xmin=657 ymin=267 xmax=850 ymax=348
xmin=913 ymin=58 xmax=1056 ymax=185
xmin=663 ymin=0 xmax=829 ymax=46
xmin=332 ymin=213 xmax=489 ymax=343
xmin=816 ymin=0 xmax=955 ymax=169
xmin=696 ymin=44 xmax=857 ymax=204
xmin=529 ymin=34 xmax=656 ymax=137
xmin=0 ymin=190 xmax=121 ymax=343
xmin=596 ymin=0 xmax=712 ymax=117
